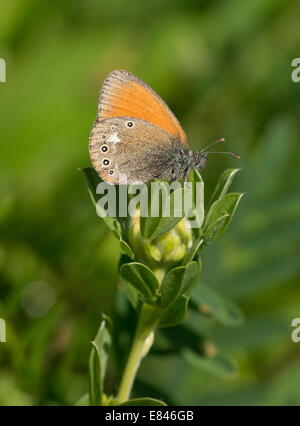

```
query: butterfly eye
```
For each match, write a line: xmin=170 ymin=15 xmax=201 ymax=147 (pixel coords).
xmin=103 ymin=159 xmax=110 ymax=166
xmin=101 ymin=145 xmax=108 ymax=153
xmin=126 ymin=121 xmax=134 ymax=128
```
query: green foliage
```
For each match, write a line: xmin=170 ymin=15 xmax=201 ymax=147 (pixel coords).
xmin=159 ymin=296 xmax=189 ymax=328
xmin=80 ymin=166 xmax=242 ymax=404
xmin=191 ymin=283 xmax=243 ymax=327
xmin=140 ymin=184 xmax=184 ymax=241
xmin=183 ymin=348 xmax=237 ymax=379
xmin=120 ymin=263 xmax=159 ymax=305
xmin=208 ymin=168 xmax=241 ymax=209
xmin=120 ymin=397 xmax=167 ymax=406
xmin=160 ymin=262 xmax=198 ymax=306
xmin=88 ymin=315 xmax=112 ymax=406
xmin=203 ymin=193 xmax=244 ymax=242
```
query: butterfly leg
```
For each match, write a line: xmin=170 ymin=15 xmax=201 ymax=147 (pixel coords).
xmin=169 ymin=168 xmax=177 ymax=182
xmin=182 ymin=167 xmax=190 ymax=182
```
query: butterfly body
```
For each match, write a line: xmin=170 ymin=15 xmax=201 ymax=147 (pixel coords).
xmin=89 ymin=70 xmax=234 ymax=185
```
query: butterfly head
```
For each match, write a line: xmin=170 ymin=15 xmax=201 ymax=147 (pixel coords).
xmin=192 ymin=151 xmax=208 ymax=170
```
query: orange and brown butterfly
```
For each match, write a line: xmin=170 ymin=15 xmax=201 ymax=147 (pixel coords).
xmin=89 ymin=70 xmax=239 ymax=184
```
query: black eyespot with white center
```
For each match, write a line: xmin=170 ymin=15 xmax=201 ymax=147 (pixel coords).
xmin=103 ymin=159 xmax=110 ymax=166
xmin=109 ymin=170 xmax=114 ymax=175
xmin=126 ymin=121 xmax=134 ymax=128
xmin=101 ymin=145 xmax=108 ymax=153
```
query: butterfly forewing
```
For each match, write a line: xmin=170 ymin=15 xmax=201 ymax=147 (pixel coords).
xmin=89 ymin=117 xmax=181 ymax=184
xmin=97 ymin=70 xmax=188 ymax=147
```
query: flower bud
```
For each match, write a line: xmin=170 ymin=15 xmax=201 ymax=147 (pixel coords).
xmin=128 ymin=208 xmax=193 ymax=270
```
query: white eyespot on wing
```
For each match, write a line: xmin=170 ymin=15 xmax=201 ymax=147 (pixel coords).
xmin=107 ymin=132 xmax=121 ymax=143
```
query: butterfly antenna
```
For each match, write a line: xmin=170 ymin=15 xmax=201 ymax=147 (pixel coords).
xmin=200 ymin=137 xmax=225 ymax=152
xmin=205 ymin=151 xmax=240 ymax=159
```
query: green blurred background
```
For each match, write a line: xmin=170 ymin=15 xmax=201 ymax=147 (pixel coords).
xmin=0 ymin=0 xmax=300 ymax=405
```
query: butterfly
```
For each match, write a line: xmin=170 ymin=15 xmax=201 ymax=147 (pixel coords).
xmin=89 ymin=70 xmax=239 ymax=184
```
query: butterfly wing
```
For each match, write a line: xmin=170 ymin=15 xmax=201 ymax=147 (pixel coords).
xmin=97 ymin=70 xmax=188 ymax=147
xmin=89 ymin=117 xmax=183 ymax=184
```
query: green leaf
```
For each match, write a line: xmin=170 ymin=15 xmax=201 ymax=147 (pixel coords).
xmin=160 ymin=262 xmax=199 ymax=307
xmin=212 ymin=315 xmax=290 ymax=351
xmin=161 ymin=324 xmax=237 ymax=377
xmin=118 ymin=256 xmax=139 ymax=308
xmin=89 ymin=314 xmax=112 ymax=406
xmin=81 ymin=167 xmax=121 ymax=234
xmin=203 ymin=193 xmax=244 ymax=242
xmin=81 ymin=167 xmax=102 ymax=207
xmin=120 ymin=397 xmax=167 ymax=406
xmin=159 ymin=295 xmax=189 ymax=327
xmin=183 ymin=238 xmax=204 ymax=264
xmin=182 ymin=260 xmax=201 ymax=294
xmin=74 ymin=393 xmax=90 ymax=406
xmin=208 ymin=168 xmax=241 ymax=208
xmin=187 ymin=169 xmax=205 ymax=235
xmin=120 ymin=262 xmax=159 ymax=304
xmin=224 ymin=252 xmax=300 ymax=300
xmin=140 ymin=183 xmax=183 ymax=241
xmin=119 ymin=239 xmax=134 ymax=258
xmin=82 ymin=167 xmax=135 ymax=256
xmin=160 ymin=268 xmax=184 ymax=307
xmin=188 ymin=169 xmax=203 ymax=184
xmin=183 ymin=347 xmax=238 ymax=379
xmin=191 ymin=283 xmax=244 ymax=326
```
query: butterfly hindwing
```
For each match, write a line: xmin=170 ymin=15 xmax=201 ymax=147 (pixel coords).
xmin=89 ymin=117 xmax=181 ymax=184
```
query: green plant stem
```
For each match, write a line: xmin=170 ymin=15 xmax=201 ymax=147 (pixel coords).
xmin=117 ymin=332 xmax=147 ymax=403
xmin=117 ymin=304 xmax=158 ymax=403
